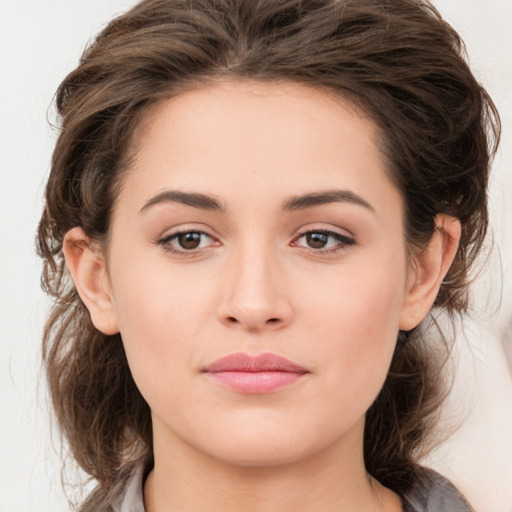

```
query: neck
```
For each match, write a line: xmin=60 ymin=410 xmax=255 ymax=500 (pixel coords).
xmin=144 ymin=418 xmax=402 ymax=512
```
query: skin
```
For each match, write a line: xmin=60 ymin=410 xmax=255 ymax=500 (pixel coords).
xmin=64 ymin=80 xmax=461 ymax=511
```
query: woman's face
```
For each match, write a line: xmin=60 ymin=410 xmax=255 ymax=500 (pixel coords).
xmin=105 ymin=80 xmax=412 ymax=466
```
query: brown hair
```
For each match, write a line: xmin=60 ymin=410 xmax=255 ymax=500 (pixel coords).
xmin=37 ymin=0 xmax=500 ymax=509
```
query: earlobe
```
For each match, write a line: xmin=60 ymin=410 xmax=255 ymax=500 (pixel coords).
xmin=399 ymin=215 xmax=461 ymax=331
xmin=62 ymin=227 xmax=119 ymax=335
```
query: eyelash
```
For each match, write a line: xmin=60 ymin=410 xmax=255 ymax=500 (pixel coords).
xmin=156 ymin=229 xmax=355 ymax=256
xmin=292 ymin=229 xmax=355 ymax=255
xmin=156 ymin=230 xmax=218 ymax=257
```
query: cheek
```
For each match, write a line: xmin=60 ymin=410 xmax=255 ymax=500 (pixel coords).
xmin=109 ymin=244 xmax=215 ymax=337
xmin=304 ymin=261 xmax=406 ymax=402
xmin=108 ymin=261 xmax=215 ymax=400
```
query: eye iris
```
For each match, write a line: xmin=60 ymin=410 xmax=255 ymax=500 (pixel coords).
xmin=306 ymin=232 xmax=328 ymax=249
xmin=178 ymin=232 xmax=201 ymax=249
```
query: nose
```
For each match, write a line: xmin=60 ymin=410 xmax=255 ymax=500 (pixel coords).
xmin=217 ymin=242 xmax=293 ymax=332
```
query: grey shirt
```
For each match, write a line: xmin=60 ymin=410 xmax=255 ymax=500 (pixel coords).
xmin=401 ymin=469 xmax=474 ymax=512
xmin=119 ymin=464 xmax=473 ymax=512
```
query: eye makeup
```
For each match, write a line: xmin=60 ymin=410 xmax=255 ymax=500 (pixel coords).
xmin=154 ymin=226 xmax=356 ymax=259
xmin=292 ymin=229 xmax=355 ymax=256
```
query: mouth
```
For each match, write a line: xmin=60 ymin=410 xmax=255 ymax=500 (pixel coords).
xmin=202 ymin=352 xmax=309 ymax=394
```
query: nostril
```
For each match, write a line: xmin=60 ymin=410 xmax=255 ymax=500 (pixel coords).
xmin=225 ymin=316 xmax=280 ymax=325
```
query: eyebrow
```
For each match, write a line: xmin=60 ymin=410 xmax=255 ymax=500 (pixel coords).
xmin=140 ymin=190 xmax=225 ymax=213
xmin=140 ymin=188 xmax=374 ymax=214
xmin=282 ymin=190 xmax=375 ymax=213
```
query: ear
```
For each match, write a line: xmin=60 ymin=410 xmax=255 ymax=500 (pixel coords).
xmin=62 ymin=226 xmax=119 ymax=335
xmin=399 ymin=214 xmax=461 ymax=331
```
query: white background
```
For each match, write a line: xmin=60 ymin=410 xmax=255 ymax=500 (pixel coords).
xmin=1 ymin=1 xmax=511 ymax=511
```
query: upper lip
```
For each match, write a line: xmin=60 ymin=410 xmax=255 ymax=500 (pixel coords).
xmin=203 ymin=352 xmax=308 ymax=373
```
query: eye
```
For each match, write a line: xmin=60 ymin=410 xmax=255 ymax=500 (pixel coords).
xmin=157 ymin=230 xmax=217 ymax=253
xmin=293 ymin=229 xmax=355 ymax=252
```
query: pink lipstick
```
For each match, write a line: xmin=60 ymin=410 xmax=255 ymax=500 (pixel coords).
xmin=203 ymin=352 xmax=308 ymax=393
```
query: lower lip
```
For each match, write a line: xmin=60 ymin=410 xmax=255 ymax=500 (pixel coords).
xmin=205 ymin=371 xmax=306 ymax=393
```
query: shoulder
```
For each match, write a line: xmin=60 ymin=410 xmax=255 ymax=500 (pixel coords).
xmin=402 ymin=467 xmax=474 ymax=512
xmin=118 ymin=462 xmax=146 ymax=512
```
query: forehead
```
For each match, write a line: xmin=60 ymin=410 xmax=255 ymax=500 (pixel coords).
xmin=121 ymin=79 xmax=400 ymax=218
xmin=134 ymin=80 xmax=377 ymax=162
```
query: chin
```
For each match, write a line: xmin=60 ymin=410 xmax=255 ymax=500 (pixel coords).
xmin=198 ymin=421 xmax=333 ymax=469
xmin=212 ymin=441 xmax=311 ymax=468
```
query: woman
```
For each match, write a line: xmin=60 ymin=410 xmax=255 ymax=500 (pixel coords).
xmin=36 ymin=0 xmax=500 ymax=510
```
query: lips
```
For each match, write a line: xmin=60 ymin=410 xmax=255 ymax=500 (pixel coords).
xmin=203 ymin=352 xmax=308 ymax=393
